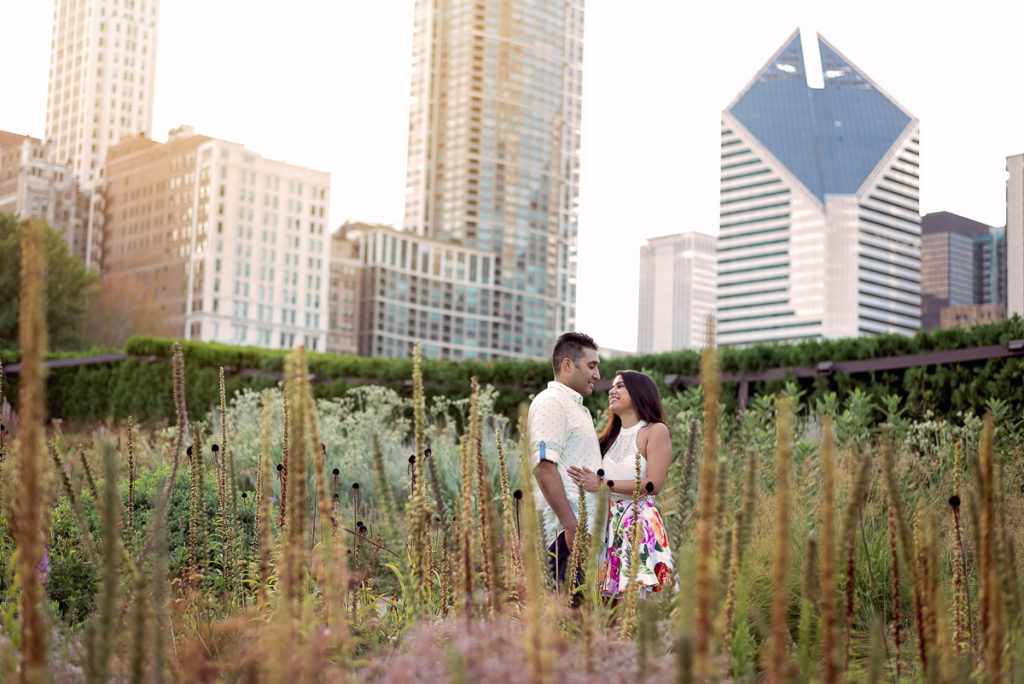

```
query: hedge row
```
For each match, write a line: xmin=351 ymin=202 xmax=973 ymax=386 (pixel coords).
xmin=2 ymin=317 xmax=1023 ymax=425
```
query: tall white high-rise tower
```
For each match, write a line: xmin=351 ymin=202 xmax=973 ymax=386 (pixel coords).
xmin=717 ymin=30 xmax=920 ymax=346
xmin=44 ymin=0 xmax=160 ymax=190
xmin=373 ymin=0 xmax=584 ymax=360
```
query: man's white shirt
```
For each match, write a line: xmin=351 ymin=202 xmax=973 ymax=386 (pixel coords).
xmin=527 ymin=380 xmax=601 ymax=547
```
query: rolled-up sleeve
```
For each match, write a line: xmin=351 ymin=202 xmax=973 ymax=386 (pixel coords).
xmin=527 ymin=394 xmax=565 ymax=468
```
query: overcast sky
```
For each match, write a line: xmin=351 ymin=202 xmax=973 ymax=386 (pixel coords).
xmin=2 ymin=0 xmax=1021 ymax=353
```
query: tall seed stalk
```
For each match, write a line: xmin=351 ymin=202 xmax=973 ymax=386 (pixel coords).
xmin=456 ymin=435 xmax=475 ymax=619
xmin=820 ymin=416 xmax=840 ymax=684
xmin=677 ymin=419 xmax=698 ymax=530
xmin=187 ymin=438 xmax=205 ymax=574
xmin=722 ymin=449 xmax=757 ymax=656
xmin=797 ymin=533 xmax=819 ymax=680
xmin=14 ymin=218 xmax=49 ymax=683
xmin=517 ymin=407 xmax=554 ymax=684
xmin=693 ymin=319 xmax=720 ymax=681
xmin=619 ymin=450 xmax=645 ymax=639
xmin=886 ymin=474 xmax=902 ymax=682
xmin=977 ymin=411 xmax=1003 ymax=677
xmin=257 ymin=389 xmax=274 ymax=607
xmin=565 ymin=480 xmax=590 ymax=608
xmin=405 ymin=342 xmax=434 ymax=615
xmin=840 ymin=451 xmax=873 ymax=668
xmin=496 ymin=430 xmax=523 ymax=597
xmin=86 ymin=443 xmax=120 ymax=684
xmin=470 ymin=377 xmax=502 ymax=613
xmin=280 ymin=385 xmax=289 ymax=530
xmin=767 ymin=395 xmax=795 ymax=682
xmin=127 ymin=415 xmax=137 ymax=533
xmin=217 ymin=368 xmax=236 ymax=589
xmin=949 ymin=439 xmax=970 ymax=654
xmin=370 ymin=432 xmax=398 ymax=536
xmin=281 ymin=350 xmax=308 ymax=619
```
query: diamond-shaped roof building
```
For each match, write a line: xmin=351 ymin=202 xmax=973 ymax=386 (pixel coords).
xmin=726 ymin=31 xmax=914 ymax=204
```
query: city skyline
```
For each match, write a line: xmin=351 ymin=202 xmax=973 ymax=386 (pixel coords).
xmin=3 ymin=1 xmax=1023 ymax=353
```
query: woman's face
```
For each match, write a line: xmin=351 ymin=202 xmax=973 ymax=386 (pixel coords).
xmin=608 ymin=374 xmax=632 ymax=415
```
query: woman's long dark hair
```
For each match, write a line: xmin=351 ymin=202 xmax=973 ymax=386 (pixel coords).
xmin=598 ymin=370 xmax=666 ymax=455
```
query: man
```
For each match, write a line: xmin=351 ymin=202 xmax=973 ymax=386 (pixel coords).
xmin=528 ymin=332 xmax=602 ymax=585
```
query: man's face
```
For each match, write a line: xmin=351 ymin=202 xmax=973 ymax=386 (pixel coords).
xmin=560 ymin=347 xmax=600 ymax=396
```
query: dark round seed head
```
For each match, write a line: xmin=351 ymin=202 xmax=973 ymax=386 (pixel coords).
xmin=332 ymin=468 xmax=340 ymax=476
xmin=424 ymin=448 xmax=432 ymax=457
xmin=356 ymin=520 xmax=363 ymax=527
xmin=352 ymin=482 xmax=360 ymax=490
xmin=949 ymin=495 xmax=961 ymax=509
xmin=607 ymin=480 xmax=615 ymax=488
xmin=645 ymin=482 xmax=654 ymax=493
xmin=186 ymin=446 xmax=192 ymax=456
xmin=513 ymin=489 xmax=523 ymax=500
xmin=333 ymin=492 xmax=340 ymax=500
xmin=596 ymin=468 xmax=605 ymax=478
xmin=241 ymin=492 xmax=248 ymax=499
xmin=276 ymin=464 xmax=284 ymax=472
xmin=408 ymin=455 xmax=416 ymax=464
xmin=211 ymin=444 xmax=219 ymax=452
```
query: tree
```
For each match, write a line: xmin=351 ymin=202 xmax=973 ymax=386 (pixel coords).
xmin=83 ymin=271 xmax=172 ymax=348
xmin=0 ymin=213 xmax=99 ymax=350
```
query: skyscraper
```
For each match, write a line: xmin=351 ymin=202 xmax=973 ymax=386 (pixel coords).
xmin=45 ymin=0 xmax=160 ymax=190
xmin=921 ymin=211 xmax=988 ymax=330
xmin=386 ymin=0 xmax=584 ymax=360
xmin=637 ymin=232 xmax=716 ymax=353
xmin=1008 ymin=153 xmax=1024 ymax=317
xmin=717 ymin=30 xmax=920 ymax=346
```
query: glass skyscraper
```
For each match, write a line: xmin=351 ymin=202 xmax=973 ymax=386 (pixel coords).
xmin=717 ymin=30 xmax=921 ymax=345
xmin=388 ymin=0 xmax=584 ymax=360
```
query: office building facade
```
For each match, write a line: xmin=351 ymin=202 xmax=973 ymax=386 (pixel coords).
xmin=45 ymin=0 xmax=160 ymax=189
xmin=326 ymin=223 xmax=364 ymax=356
xmin=1008 ymin=154 xmax=1024 ymax=317
xmin=637 ymin=232 xmax=716 ymax=353
xmin=355 ymin=225 xmax=497 ymax=359
xmin=920 ymin=211 xmax=1006 ymax=330
xmin=0 ymin=130 xmax=102 ymax=268
xmin=104 ymin=126 xmax=330 ymax=350
xmin=395 ymin=0 xmax=585 ymax=359
xmin=717 ymin=30 xmax=921 ymax=346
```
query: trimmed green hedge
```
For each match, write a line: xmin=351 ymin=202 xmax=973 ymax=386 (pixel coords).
xmin=2 ymin=317 xmax=1024 ymax=425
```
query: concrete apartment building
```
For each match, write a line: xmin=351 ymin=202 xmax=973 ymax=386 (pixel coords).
xmin=326 ymin=223 xmax=364 ymax=356
xmin=717 ymin=30 xmax=921 ymax=346
xmin=637 ymin=232 xmax=716 ymax=353
xmin=45 ymin=0 xmax=160 ymax=190
xmin=104 ymin=126 xmax=330 ymax=350
xmin=0 ymin=130 xmax=102 ymax=267
xmin=379 ymin=0 xmax=585 ymax=360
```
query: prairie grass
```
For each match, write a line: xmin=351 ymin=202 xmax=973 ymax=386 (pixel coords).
xmin=1 ymin=314 xmax=1024 ymax=680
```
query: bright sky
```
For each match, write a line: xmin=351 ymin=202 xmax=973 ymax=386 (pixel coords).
xmin=2 ymin=0 xmax=1022 ymax=353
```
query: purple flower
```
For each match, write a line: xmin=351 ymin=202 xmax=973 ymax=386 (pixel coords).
xmin=39 ymin=545 xmax=50 ymax=585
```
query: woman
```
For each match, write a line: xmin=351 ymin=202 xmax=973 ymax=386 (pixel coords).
xmin=568 ymin=370 xmax=676 ymax=599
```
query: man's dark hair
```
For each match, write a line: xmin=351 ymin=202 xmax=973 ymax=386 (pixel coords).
xmin=551 ymin=332 xmax=597 ymax=375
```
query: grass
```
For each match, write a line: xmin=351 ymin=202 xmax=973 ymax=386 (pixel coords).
xmin=1 ymin=274 xmax=1023 ymax=679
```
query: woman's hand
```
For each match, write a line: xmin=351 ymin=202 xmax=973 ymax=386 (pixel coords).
xmin=567 ymin=465 xmax=601 ymax=493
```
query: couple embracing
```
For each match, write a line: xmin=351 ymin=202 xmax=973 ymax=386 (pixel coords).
xmin=528 ymin=332 xmax=676 ymax=603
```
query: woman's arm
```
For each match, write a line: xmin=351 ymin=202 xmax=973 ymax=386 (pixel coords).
xmin=567 ymin=422 xmax=672 ymax=495
xmin=638 ymin=422 xmax=671 ymax=494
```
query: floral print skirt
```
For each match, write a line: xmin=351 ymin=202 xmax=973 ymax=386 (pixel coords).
xmin=598 ymin=498 xmax=676 ymax=598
